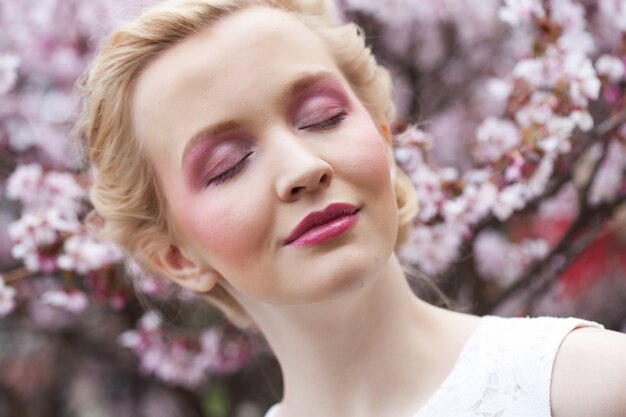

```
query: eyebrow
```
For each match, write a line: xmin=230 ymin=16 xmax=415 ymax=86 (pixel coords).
xmin=181 ymin=70 xmax=338 ymax=165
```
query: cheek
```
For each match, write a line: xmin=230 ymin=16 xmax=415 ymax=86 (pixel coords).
xmin=340 ymin=116 xmax=393 ymax=190
xmin=338 ymin=112 xmax=399 ymax=238
xmin=169 ymin=185 xmax=272 ymax=270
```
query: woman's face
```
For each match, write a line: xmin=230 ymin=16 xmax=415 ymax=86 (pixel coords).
xmin=132 ymin=6 xmax=399 ymax=305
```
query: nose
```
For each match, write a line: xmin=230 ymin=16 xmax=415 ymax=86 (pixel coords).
xmin=273 ymin=136 xmax=334 ymax=202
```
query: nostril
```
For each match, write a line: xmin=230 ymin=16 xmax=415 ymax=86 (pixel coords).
xmin=291 ymin=186 xmax=304 ymax=196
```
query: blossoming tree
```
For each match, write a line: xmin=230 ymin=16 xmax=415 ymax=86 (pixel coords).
xmin=1 ymin=0 xmax=625 ymax=415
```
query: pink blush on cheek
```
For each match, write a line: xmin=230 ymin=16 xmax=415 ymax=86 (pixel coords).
xmin=342 ymin=121 xmax=392 ymax=184
xmin=177 ymin=197 xmax=270 ymax=273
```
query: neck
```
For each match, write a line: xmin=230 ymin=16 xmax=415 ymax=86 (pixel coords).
xmin=234 ymin=255 xmax=473 ymax=417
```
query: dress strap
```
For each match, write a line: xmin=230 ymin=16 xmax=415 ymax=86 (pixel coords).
xmin=415 ymin=315 xmax=604 ymax=417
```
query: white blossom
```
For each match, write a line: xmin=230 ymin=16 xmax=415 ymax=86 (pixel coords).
xmin=599 ymin=0 xmax=626 ymax=31
xmin=492 ymin=183 xmax=527 ymax=221
xmin=41 ymin=289 xmax=89 ymax=313
xmin=589 ymin=141 xmax=626 ymax=206
xmin=57 ymin=234 xmax=122 ymax=274
xmin=564 ymin=53 xmax=601 ymax=106
xmin=596 ymin=54 xmax=625 ymax=83
xmin=6 ymin=163 xmax=44 ymax=205
xmin=8 ymin=209 xmax=80 ymax=272
xmin=474 ymin=230 xmax=549 ymax=286
xmin=400 ymin=224 xmax=464 ymax=275
xmin=6 ymin=164 xmax=86 ymax=213
xmin=0 ymin=53 xmax=20 ymax=94
xmin=0 ymin=276 xmax=17 ymax=317
xmin=526 ymin=155 xmax=555 ymax=199
xmin=474 ymin=117 xmax=520 ymax=163
xmin=498 ymin=0 xmax=544 ymax=27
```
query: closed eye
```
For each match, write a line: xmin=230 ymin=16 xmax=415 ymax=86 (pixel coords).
xmin=300 ymin=112 xmax=347 ymax=131
xmin=208 ymin=152 xmax=253 ymax=187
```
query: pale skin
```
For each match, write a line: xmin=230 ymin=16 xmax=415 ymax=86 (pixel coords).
xmin=130 ymin=6 xmax=626 ymax=417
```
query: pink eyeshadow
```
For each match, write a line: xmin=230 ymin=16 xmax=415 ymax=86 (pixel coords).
xmin=288 ymin=76 xmax=351 ymax=122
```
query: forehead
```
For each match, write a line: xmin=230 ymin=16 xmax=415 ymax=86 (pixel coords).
xmin=132 ymin=6 xmax=342 ymax=162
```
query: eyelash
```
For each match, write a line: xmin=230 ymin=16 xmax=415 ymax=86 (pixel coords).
xmin=207 ymin=112 xmax=347 ymax=187
xmin=301 ymin=111 xmax=347 ymax=130
xmin=208 ymin=152 xmax=253 ymax=186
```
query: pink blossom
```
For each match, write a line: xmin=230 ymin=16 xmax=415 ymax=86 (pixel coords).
xmin=498 ymin=0 xmax=545 ymax=27
xmin=442 ymin=180 xmax=497 ymax=227
xmin=525 ymin=155 xmax=555 ymax=199
xmin=474 ymin=117 xmax=520 ymax=163
xmin=513 ymin=47 xmax=600 ymax=108
xmin=399 ymin=224 xmax=464 ymax=275
xmin=515 ymin=91 xmax=556 ymax=127
xmin=564 ymin=53 xmax=601 ymax=106
xmin=558 ymin=29 xmax=596 ymax=57
xmin=483 ymin=78 xmax=514 ymax=112
xmin=599 ymin=0 xmax=626 ymax=32
xmin=552 ymin=0 xmax=595 ymax=55
xmin=551 ymin=0 xmax=587 ymax=32
xmin=474 ymin=230 xmax=549 ymax=286
xmin=119 ymin=312 xmax=250 ymax=388
xmin=410 ymin=165 xmax=446 ymax=223
xmin=596 ymin=54 xmax=625 ymax=83
xmin=6 ymin=164 xmax=86 ymax=213
xmin=492 ymin=183 xmax=527 ymax=221
xmin=505 ymin=152 xmax=525 ymax=182
xmin=394 ymin=125 xmax=434 ymax=150
xmin=568 ymin=110 xmax=594 ymax=132
xmin=41 ymin=289 xmax=89 ymax=313
xmin=126 ymin=260 xmax=174 ymax=297
xmin=57 ymin=234 xmax=122 ymax=274
xmin=6 ymin=163 xmax=44 ymax=205
xmin=137 ymin=274 xmax=174 ymax=298
xmin=512 ymin=57 xmax=547 ymax=89
xmin=588 ymin=141 xmax=626 ymax=206
xmin=0 ymin=53 xmax=20 ymax=94
xmin=201 ymin=328 xmax=252 ymax=374
xmin=8 ymin=208 xmax=80 ymax=272
xmin=0 ymin=276 xmax=17 ymax=317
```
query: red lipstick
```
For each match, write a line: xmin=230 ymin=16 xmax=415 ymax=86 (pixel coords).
xmin=284 ymin=203 xmax=360 ymax=247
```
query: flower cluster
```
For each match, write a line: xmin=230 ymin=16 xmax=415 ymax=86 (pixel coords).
xmin=119 ymin=312 xmax=253 ymax=388
xmin=474 ymin=230 xmax=549 ymax=286
xmin=386 ymin=0 xmax=626 ymax=281
xmin=0 ymin=0 xmax=252 ymax=393
xmin=5 ymin=163 xmax=121 ymax=274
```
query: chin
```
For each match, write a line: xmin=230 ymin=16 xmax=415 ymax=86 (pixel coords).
xmin=293 ymin=239 xmax=396 ymax=304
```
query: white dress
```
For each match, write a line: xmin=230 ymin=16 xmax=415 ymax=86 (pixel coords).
xmin=264 ymin=315 xmax=604 ymax=417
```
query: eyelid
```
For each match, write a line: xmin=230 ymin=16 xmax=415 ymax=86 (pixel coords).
xmin=299 ymin=111 xmax=347 ymax=130
xmin=207 ymin=151 xmax=253 ymax=187
xmin=293 ymin=101 xmax=346 ymax=130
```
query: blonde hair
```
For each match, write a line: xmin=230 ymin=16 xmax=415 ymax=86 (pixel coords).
xmin=75 ymin=0 xmax=418 ymax=327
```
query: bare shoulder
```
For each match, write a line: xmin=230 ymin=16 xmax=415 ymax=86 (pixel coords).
xmin=550 ymin=326 xmax=626 ymax=417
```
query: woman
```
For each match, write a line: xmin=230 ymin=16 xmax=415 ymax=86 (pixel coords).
xmin=75 ymin=0 xmax=626 ymax=416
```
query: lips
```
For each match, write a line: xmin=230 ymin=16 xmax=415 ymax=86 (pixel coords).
xmin=284 ymin=202 xmax=360 ymax=246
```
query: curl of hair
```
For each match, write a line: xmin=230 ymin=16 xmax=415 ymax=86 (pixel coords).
xmin=74 ymin=0 xmax=418 ymax=328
